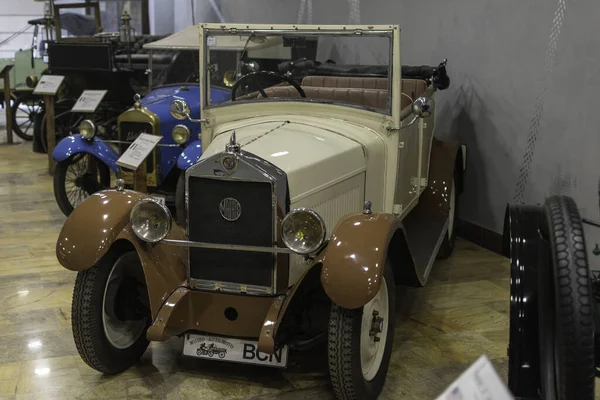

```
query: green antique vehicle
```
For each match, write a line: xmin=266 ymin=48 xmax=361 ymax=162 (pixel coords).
xmin=0 ymin=16 xmax=50 ymax=141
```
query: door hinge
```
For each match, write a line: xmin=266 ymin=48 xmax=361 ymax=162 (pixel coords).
xmin=411 ymin=177 xmax=428 ymax=187
xmin=392 ymin=204 xmax=403 ymax=216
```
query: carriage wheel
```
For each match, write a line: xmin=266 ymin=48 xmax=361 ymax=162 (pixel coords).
xmin=11 ymin=92 xmax=42 ymax=141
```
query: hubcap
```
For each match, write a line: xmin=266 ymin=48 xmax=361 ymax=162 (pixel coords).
xmin=102 ymin=253 xmax=148 ymax=349
xmin=360 ymin=277 xmax=389 ymax=381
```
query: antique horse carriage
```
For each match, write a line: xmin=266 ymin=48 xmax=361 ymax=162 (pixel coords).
xmin=504 ymin=191 xmax=600 ymax=399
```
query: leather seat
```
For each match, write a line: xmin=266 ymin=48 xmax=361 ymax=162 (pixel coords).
xmin=244 ymin=76 xmax=426 ymax=115
xmin=301 ymin=76 xmax=388 ymax=90
xmin=260 ymin=86 xmax=390 ymax=110
xmin=301 ymin=76 xmax=427 ymax=99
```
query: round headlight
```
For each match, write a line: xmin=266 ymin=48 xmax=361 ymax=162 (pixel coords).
xmin=130 ymin=198 xmax=172 ymax=243
xmin=281 ymin=208 xmax=327 ymax=255
xmin=79 ymin=119 xmax=96 ymax=140
xmin=172 ymin=124 xmax=190 ymax=144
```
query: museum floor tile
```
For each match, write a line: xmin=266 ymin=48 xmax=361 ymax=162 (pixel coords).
xmin=0 ymin=128 xmax=516 ymax=399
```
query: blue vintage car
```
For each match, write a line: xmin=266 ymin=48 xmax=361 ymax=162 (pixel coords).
xmin=51 ymin=26 xmax=231 ymax=216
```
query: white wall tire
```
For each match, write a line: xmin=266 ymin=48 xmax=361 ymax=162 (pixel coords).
xmin=327 ymin=259 xmax=396 ymax=400
xmin=72 ymin=248 xmax=150 ymax=374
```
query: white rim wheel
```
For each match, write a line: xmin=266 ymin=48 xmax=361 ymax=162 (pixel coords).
xmin=448 ymin=180 xmax=456 ymax=240
xmin=102 ymin=254 xmax=146 ymax=349
xmin=360 ymin=277 xmax=389 ymax=381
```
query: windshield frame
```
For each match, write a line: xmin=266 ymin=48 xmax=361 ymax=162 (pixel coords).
xmin=200 ymin=25 xmax=396 ymax=116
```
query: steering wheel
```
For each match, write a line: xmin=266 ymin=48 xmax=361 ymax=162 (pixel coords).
xmin=231 ymin=71 xmax=306 ymax=101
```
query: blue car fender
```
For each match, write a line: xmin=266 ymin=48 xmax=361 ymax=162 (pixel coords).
xmin=177 ymin=140 xmax=202 ymax=171
xmin=52 ymin=135 xmax=119 ymax=173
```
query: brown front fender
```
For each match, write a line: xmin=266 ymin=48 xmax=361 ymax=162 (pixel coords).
xmin=56 ymin=189 xmax=189 ymax=317
xmin=56 ymin=189 xmax=150 ymax=271
xmin=320 ymin=212 xmax=401 ymax=309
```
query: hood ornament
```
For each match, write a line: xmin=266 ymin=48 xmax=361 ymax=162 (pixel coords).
xmin=225 ymin=130 xmax=241 ymax=153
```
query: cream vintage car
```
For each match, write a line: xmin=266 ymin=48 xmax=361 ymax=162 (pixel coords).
xmin=56 ymin=24 xmax=466 ymax=400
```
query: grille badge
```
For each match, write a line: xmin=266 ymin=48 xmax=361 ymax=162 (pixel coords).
xmin=219 ymin=197 xmax=242 ymax=221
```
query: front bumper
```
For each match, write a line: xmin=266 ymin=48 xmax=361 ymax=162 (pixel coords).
xmin=147 ymin=286 xmax=277 ymax=343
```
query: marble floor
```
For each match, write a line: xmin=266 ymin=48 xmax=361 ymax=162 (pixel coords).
xmin=0 ymin=120 xmax=512 ymax=399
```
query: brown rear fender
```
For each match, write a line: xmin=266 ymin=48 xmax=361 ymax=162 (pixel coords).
xmin=320 ymin=212 xmax=402 ymax=309
xmin=56 ymin=189 xmax=151 ymax=272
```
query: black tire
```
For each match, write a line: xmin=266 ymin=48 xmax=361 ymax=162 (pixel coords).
xmin=175 ymin=171 xmax=186 ymax=228
xmin=437 ymin=170 xmax=459 ymax=259
xmin=54 ymin=154 xmax=111 ymax=216
xmin=538 ymin=195 xmax=595 ymax=399
xmin=72 ymin=250 xmax=150 ymax=374
xmin=11 ymin=92 xmax=41 ymax=141
xmin=328 ymin=259 xmax=396 ymax=400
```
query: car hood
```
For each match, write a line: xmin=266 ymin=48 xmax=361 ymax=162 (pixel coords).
xmin=201 ymin=120 xmax=366 ymax=202
xmin=140 ymin=85 xmax=230 ymax=119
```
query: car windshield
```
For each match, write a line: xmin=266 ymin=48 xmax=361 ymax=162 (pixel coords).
xmin=151 ymin=49 xmax=200 ymax=87
xmin=203 ymin=28 xmax=393 ymax=114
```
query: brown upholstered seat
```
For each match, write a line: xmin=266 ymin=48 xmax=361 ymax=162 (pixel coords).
xmin=301 ymin=76 xmax=427 ymax=99
xmin=240 ymin=76 xmax=427 ymax=115
xmin=301 ymin=76 xmax=388 ymax=90
xmin=259 ymin=85 xmax=389 ymax=110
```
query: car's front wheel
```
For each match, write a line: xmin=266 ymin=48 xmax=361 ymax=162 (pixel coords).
xmin=54 ymin=153 xmax=111 ymax=216
xmin=72 ymin=249 xmax=151 ymax=374
xmin=327 ymin=259 xmax=396 ymax=400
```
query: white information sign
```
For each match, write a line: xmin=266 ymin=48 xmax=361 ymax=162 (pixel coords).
xmin=183 ymin=334 xmax=288 ymax=368
xmin=435 ymin=355 xmax=514 ymax=400
xmin=116 ymin=133 xmax=162 ymax=170
xmin=71 ymin=90 xmax=107 ymax=113
xmin=33 ymin=75 xmax=65 ymax=95
xmin=207 ymin=36 xmax=217 ymax=47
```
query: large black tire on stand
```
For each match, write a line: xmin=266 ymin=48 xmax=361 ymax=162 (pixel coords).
xmin=505 ymin=196 xmax=596 ymax=400
xmin=505 ymin=203 xmax=544 ymax=399
xmin=54 ymin=154 xmax=111 ymax=216
xmin=72 ymin=249 xmax=150 ymax=374
xmin=328 ymin=259 xmax=396 ymax=400
xmin=537 ymin=196 xmax=595 ymax=399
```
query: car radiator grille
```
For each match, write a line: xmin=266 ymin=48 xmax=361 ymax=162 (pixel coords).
xmin=188 ymin=176 xmax=275 ymax=288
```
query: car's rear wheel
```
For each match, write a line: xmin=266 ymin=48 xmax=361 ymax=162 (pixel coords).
xmin=54 ymin=153 xmax=111 ymax=216
xmin=72 ymin=249 xmax=150 ymax=374
xmin=327 ymin=259 xmax=395 ymax=400
xmin=438 ymin=171 xmax=458 ymax=259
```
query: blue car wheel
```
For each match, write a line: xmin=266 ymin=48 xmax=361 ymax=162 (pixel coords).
xmin=53 ymin=153 xmax=111 ymax=216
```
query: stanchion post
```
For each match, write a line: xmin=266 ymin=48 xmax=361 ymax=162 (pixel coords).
xmin=1 ymin=65 xmax=14 ymax=144
xmin=44 ymin=94 xmax=56 ymax=174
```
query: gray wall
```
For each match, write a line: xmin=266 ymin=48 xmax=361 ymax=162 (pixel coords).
xmin=176 ymin=0 xmax=600 ymax=252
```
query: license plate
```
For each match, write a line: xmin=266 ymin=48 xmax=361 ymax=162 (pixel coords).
xmin=182 ymin=334 xmax=288 ymax=368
